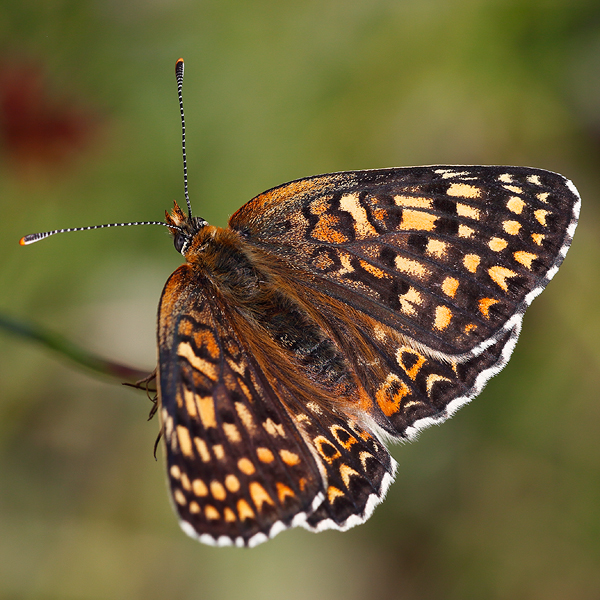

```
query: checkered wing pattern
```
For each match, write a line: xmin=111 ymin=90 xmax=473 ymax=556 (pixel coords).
xmin=158 ymin=165 xmax=579 ymax=547
xmin=158 ymin=262 xmax=395 ymax=547
xmin=230 ymin=166 xmax=580 ymax=437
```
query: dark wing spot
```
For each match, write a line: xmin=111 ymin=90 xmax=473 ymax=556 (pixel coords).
xmin=435 ymin=217 xmax=459 ymax=236
xmin=433 ymin=196 xmax=457 ymax=214
xmin=407 ymin=233 xmax=428 ymax=253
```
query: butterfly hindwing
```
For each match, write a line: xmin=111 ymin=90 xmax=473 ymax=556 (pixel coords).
xmin=296 ymin=411 xmax=396 ymax=532
xmin=255 ymin=276 xmax=521 ymax=439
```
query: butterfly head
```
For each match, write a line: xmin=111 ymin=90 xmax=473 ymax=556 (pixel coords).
xmin=165 ymin=200 xmax=208 ymax=255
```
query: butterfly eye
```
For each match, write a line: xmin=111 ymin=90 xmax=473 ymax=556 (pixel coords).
xmin=173 ymin=234 xmax=189 ymax=254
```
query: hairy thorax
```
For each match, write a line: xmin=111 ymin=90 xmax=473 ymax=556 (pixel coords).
xmin=183 ymin=225 xmax=358 ymax=403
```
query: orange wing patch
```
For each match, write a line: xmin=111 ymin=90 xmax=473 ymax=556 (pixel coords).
xmin=339 ymin=193 xmax=377 ymax=239
xmin=488 ymin=266 xmax=518 ymax=292
xmin=463 ymin=254 xmax=481 ymax=273
xmin=447 ymin=183 xmax=481 ymax=198
xmin=434 ymin=305 xmax=453 ymax=331
xmin=399 ymin=209 xmax=437 ymax=232
xmin=514 ymin=251 xmax=537 ymax=269
xmin=249 ymin=482 xmax=274 ymax=511
xmin=503 ymin=220 xmax=521 ymax=235
xmin=376 ymin=374 xmax=410 ymax=417
xmin=441 ymin=277 xmax=459 ymax=298
xmin=479 ymin=297 xmax=500 ymax=318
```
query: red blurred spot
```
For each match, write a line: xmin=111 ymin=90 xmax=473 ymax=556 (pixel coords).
xmin=0 ymin=60 xmax=99 ymax=169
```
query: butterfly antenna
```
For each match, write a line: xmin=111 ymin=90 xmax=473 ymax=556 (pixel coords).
xmin=175 ymin=58 xmax=192 ymax=219
xmin=20 ymin=61 xmax=192 ymax=247
xmin=19 ymin=220 xmax=183 ymax=246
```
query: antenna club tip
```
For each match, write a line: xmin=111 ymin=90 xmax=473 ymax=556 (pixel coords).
xmin=19 ymin=233 xmax=42 ymax=245
xmin=175 ymin=58 xmax=184 ymax=77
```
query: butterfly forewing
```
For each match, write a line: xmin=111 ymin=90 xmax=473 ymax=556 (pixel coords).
xmin=158 ymin=260 xmax=400 ymax=545
xmin=230 ymin=166 xmax=579 ymax=356
xmin=158 ymin=265 xmax=325 ymax=546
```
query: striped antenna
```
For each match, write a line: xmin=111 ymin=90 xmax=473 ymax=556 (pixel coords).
xmin=20 ymin=221 xmax=182 ymax=246
xmin=175 ymin=58 xmax=192 ymax=218
xmin=20 ymin=58 xmax=194 ymax=247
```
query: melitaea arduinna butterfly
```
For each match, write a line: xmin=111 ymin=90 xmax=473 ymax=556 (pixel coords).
xmin=21 ymin=59 xmax=580 ymax=548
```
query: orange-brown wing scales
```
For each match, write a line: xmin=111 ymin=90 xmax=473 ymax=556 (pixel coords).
xmin=284 ymin=286 xmax=519 ymax=439
xmin=292 ymin=406 xmax=396 ymax=532
xmin=230 ymin=166 xmax=579 ymax=356
xmin=158 ymin=266 xmax=326 ymax=547
xmin=349 ymin=316 xmax=520 ymax=438
xmin=153 ymin=165 xmax=578 ymax=547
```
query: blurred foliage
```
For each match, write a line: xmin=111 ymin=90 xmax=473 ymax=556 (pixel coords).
xmin=0 ymin=313 xmax=150 ymax=382
xmin=1 ymin=0 xmax=600 ymax=599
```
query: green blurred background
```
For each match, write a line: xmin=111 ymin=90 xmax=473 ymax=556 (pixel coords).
xmin=1 ymin=1 xmax=599 ymax=598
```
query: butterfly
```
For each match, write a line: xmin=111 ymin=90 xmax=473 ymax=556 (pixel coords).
xmin=21 ymin=59 xmax=580 ymax=548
